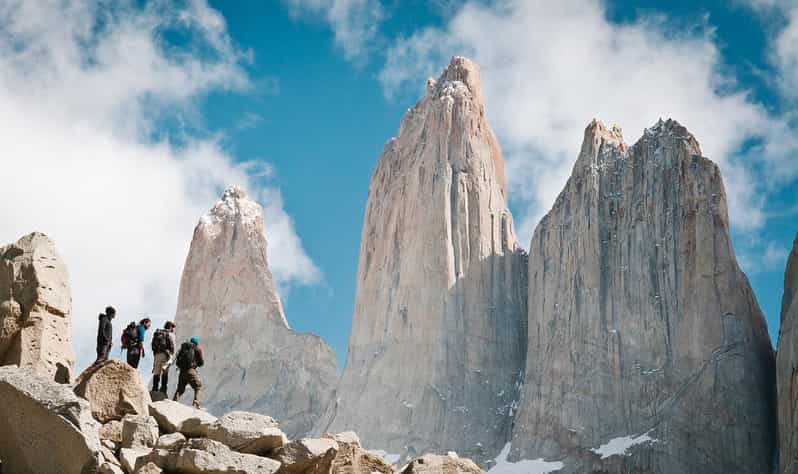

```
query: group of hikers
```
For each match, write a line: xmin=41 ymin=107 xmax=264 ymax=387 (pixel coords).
xmin=93 ymin=306 xmax=204 ymax=409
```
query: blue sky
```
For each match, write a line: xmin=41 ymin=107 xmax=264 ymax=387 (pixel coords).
xmin=0 ymin=0 xmax=795 ymax=370
xmin=203 ymin=0 xmax=798 ymax=363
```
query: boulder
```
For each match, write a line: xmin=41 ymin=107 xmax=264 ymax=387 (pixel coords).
xmin=120 ymin=448 xmax=150 ymax=474
xmin=100 ymin=420 xmax=124 ymax=443
xmin=0 ymin=232 xmax=75 ymax=383
xmin=74 ymin=360 xmax=151 ymax=423
xmin=121 ymin=414 xmax=160 ymax=449
xmin=401 ymin=454 xmax=483 ymax=473
xmin=322 ymin=432 xmax=394 ymax=474
xmin=207 ymin=411 xmax=287 ymax=455
xmin=149 ymin=399 xmax=217 ymax=437
xmin=156 ymin=432 xmax=187 ymax=451
xmin=133 ymin=449 xmax=176 ymax=472
xmin=175 ymin=438 xmax=281 ymax=473
xmin=0 ymin=365 xmax=102 ymax=473
xmin=273 ymin=438 xmax=338 ymax=474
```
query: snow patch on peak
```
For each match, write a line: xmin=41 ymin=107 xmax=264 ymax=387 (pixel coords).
xmin=488 ymin=443 xmax=563 ymax=474
xmin=223 ymin=185 xmax=248 ymax=200
xmin=198 ymin=186 xmax=263 ymax=237
xmin=590 ymin=431 xmax=657 ymax=459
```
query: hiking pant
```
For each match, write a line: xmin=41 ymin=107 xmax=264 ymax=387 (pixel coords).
xmin=127 ymin=347 xmax=142 ymax=369
xmin=94 ymin=343 xmax=111 ymax=365
xmin=174 ymin=368 xmax=202 ymax=409
xmin=152 ymin=352 xmax=171 ymax=393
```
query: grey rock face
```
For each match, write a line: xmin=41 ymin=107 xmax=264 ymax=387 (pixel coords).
xmin=778 ymin=233 xmax=798 ymax=474
xmin=0 ymin=232 xmax=74 ymax=383
xmin=0 ymin=365 xmax=102 ymax=473
xmin=511 ymin=119 xmax=776 ymax=473
xmin=175 ymin=186 xmax=338 ymax=437
xmin=319 ymin=57 xmax=528 ymax=464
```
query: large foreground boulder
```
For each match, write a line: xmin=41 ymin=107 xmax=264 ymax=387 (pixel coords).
xmin=176 ymin=438 xmax=281 ymax=473
xmin=0 ymin=232 xmax=75 ymax=383
xmin=401 ymin=454 xmax=483 ymax=474
xmin=0 ymin=365 xmax=102 ymax=473
xmin=207 ymin=411 xmax=287 ymax=455
xmin=149 ymin=399 xmax=217 ymax=437
xmin=74 ymin=360 xmax=151 ymax=423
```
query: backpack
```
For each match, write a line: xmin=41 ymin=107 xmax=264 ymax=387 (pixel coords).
xmin=151 ymin=329 xmax=170 ymax=354
xmin=176 ymin=342 xmax=195 ymax=370
xmin=121 ymin=322 xmax=138 ymax=348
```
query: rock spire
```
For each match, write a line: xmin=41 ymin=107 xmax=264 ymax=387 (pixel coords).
xmin=510 ymin=119 xmax=776 ymax=473
xmin=777 ymin=232 xmax=798 ymax=474
xmin=174 ymin=186 xmax=337 ymax=437
xmin=0 ymin=232 xmax=74 ymax=383
xmin=318 ymin=56 xmax=528 ymax=464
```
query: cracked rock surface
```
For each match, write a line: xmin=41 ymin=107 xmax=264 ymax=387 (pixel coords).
xmin=510 ymin=119 xmax=776 ymax=473
xmin=318 ymin=56 xmax=528 ymax=465
xmin=175 ymin=186 xmax=338 ymax=438
xmin=778 ymin=233 xmax=798 ymax=474
xmin=0 ymin=232 xmax=74 ymax=383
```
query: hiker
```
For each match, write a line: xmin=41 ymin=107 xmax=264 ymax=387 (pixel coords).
xmin=93 ymin=306 xmax=116 ymax=365
xmin=173 ymin=336 xmax=204 ymax=409
xmin=151 ymin=321 xmax=176 ymax=393
xmin=122 ymin=317 xmax=151 ymax=369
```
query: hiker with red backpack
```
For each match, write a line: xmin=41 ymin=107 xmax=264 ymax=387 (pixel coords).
xmin=173 ymin=336 xmax=204 ymax=409
xmin=151 ymin=321 xmax=176 ymax=393
xmin=122 ymin=318 xmax=151 ymax=369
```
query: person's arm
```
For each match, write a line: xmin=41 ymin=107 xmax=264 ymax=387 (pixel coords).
xmin=138 ymin=326 xmax=146 ymax=356
xmin=196 ymin=347 xmax=204 ymax=368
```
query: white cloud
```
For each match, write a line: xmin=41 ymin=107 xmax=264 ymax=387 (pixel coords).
xmin=283 ymin=0 xmax=383 ymax=61
xmin=380 ymin=0 xmax=798 ymax=244
xmin=0 ymin=0 xmax=319 ymax=372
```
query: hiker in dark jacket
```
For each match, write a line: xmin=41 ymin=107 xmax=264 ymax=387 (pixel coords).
xmin=124 ymin=317 xmax=151 ymax=369
xmin=93 ymin=306 xmax=116 ymax=365
xmin=151 ymin=321 xmax=176 ymax=393
xmin=173 ymin=336 xmax=204 ymax=409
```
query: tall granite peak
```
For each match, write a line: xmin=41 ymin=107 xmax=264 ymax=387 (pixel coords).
xmin=0 ymin=232 xmax=74 ymax=383
xmin=511 ymin=119 xmax=776 ymax=473
xmin=318 ymin=57 xmax=527 ymax=465
xmin=777 ymin=233 xmax=798 ymax=474
xmin=175 ymin=187 xmax=337 ymax=437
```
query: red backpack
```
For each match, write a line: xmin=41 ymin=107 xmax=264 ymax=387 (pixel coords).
xmin=121 ymin=322 xmax=138 ymax=348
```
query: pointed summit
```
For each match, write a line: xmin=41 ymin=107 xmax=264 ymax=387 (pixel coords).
xmin=511 ymin=120 xmax=775 ymax=473
xmin=175 ymin=186 xmax=337 ymax=437
xmin=318 ymin=58 xmax=527 ymax=465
